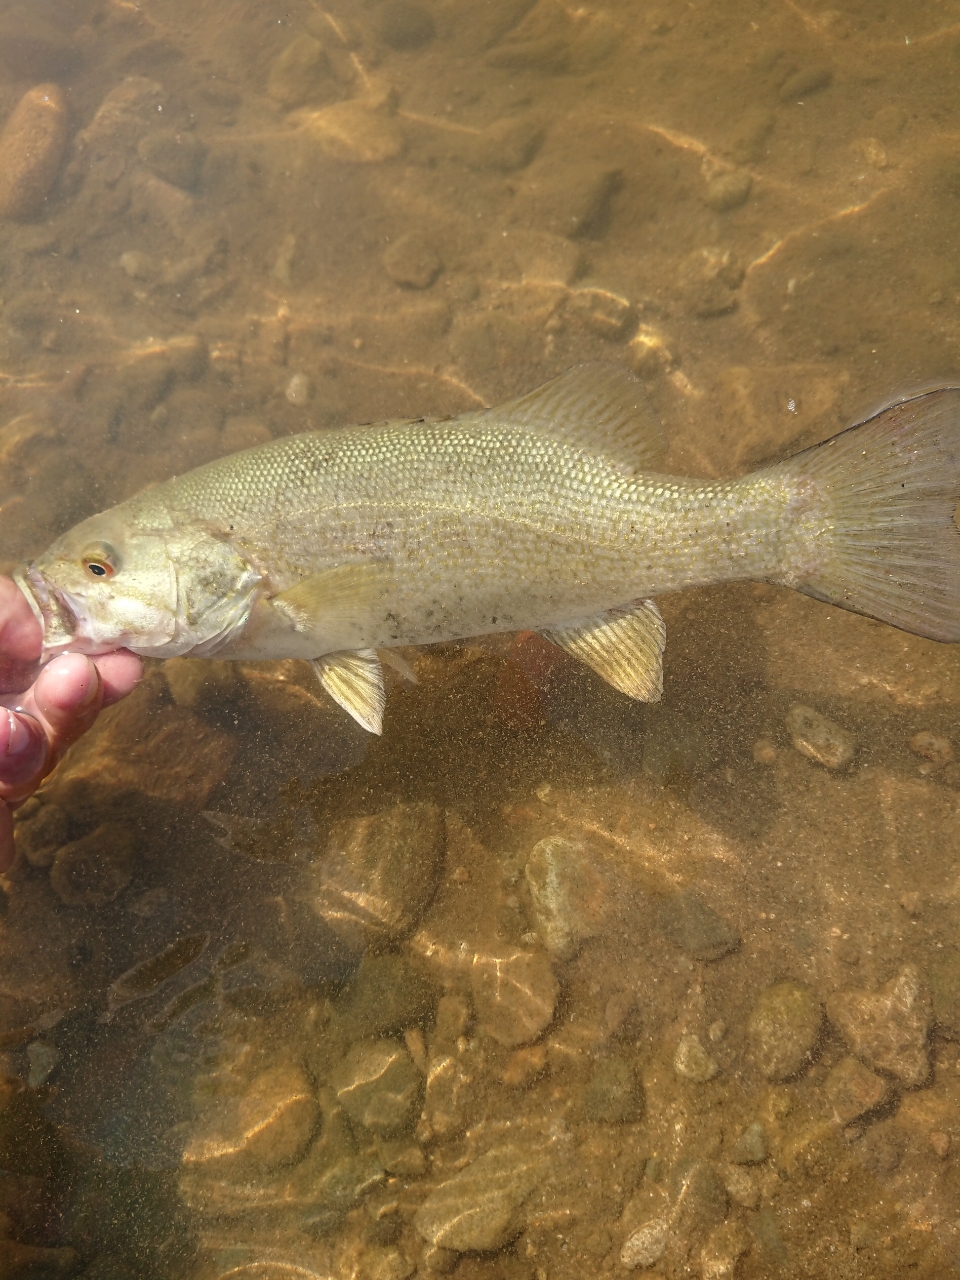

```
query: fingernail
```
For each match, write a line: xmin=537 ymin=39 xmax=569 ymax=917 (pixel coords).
xmin=3 ymin=709 xmax=38 ymax=757
xmin=66 ymin=658 xmax=101 ymax=712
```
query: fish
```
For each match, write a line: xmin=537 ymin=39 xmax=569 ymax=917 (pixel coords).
xmin=15 ymin=362 xmax=960 ymax=734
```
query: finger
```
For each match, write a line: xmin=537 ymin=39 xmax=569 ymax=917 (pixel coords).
xmin=0 ymin=577 xmax=42 ymax=694
xmin=0 ymin=577 xmax=42 ymax=663
xmin=0 ymin=801 xmax=14 ymax=874
xmin=31 ymin=653 xmax=103 ymax=743
xmin=91 ymin=650 xmax=144 ymax=706
xmin=0 ymin=707 xmax=47 ymax=792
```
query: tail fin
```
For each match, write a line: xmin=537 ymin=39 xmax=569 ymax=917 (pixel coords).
xmin=771 ymin=387 xmax=960 ymax=642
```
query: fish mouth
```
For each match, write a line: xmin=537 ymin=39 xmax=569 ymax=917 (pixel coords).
xmin=13 ymin=562 xmax=83 ymax=658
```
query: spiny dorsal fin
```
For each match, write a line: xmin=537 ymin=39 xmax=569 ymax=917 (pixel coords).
xmin=313 ymin=649 xmax=386 ymax=733
xmin=488 ymin=362 xmax=667 ymax=473
xmin=273 ymin=562 xmax=394 ymax=644
xmin=542 ymin=599 xmax=666 ymax=701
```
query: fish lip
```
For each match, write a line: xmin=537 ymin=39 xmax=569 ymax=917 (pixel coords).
xmin=13 ymin=562 xmax=81 ymax=657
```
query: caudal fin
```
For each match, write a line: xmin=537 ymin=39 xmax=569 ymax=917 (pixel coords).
xmin=772 ymin=387 xmax=960 ymax=642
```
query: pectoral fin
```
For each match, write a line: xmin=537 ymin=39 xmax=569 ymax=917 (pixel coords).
xmin=542 ymin=599 xmax=666 ymax=701
xmin=273 ymin=561 xmax=394 ymax=643
xmin=313 ymin=649 xmax=386 ymax=734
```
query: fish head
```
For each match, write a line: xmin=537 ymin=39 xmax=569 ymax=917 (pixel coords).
xmin=16 ymin=505 xmax=262 ymax=660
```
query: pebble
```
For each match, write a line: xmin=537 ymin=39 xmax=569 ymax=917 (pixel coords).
xmin=310 ymin=802 xmax=446 ymax=947
xmin=752 ymin=738 xmax=777 ymax=765
xmin=824 ymin=1056 xmax=891 ymax=1126
xmin=656 ymin=890 xmax=740 ymax=962
xmin=183 ymin=1064 xmax=320 ymax=1174
xmin=414 ymin=1140 xmax=545 ymax=1252
xmin=909 ymin=731 xmax=953 ymax=772
xmin=700 ymin=1222 xmax=749 ymax=1280
xmin=509 ymin=230 xmax=584 ymax=285
xmin=674 ymin=1162 xmax=729 ymax=1241
xmin=583 ymin=1055 xmax=643 ymax=1123
xmin=729 ymin=1121 xmax=768 ymax=1164
xmin=785 ymin=704 xmax=855 ymax=770
xmin=267 ymin=34 xmax=334 ymax=108
xmin=470 ymin=948 xmax=559 ymax=1047
xmin=48 ymin=823 xmax=136 ymax=907
xmin=748 ymin=980 xmax=823 ymax=1081
xmin=137 ymin=129 xmax=206 ymax=191
xmin=26 ymin=1039 xmax=59 ymax=1087
xmin=14 ymin=801 xmax=68 ymax=869
xmin=826 ymin=965 xmax=931 ymax=1087
xmin=379 ymin=2 xmax=436 ymax=50
xmin=719 ymin=1163 xmax=759 ymax=1209
xmin=930 ymin=1131 xmax=950 ymax=1159
xmin=523 ymin=834 xmax=606 ymax=960
xmin=674 ymin=1032 xmax=719 ymax=1083
xmin=382 ymin=233 xmax=443 ymax=289
xmin=703 ymin=171 xmax=752 ymax=212
xmin=566 ymin=285 xmax=635 ymax=340
xmin=620 ymin=1217 xmax=670 ymax=1269
xmin=677 ymin=246 xmax=742 ymax=317
xmin=338 ymin=953 xmax=437 ymax=1039
xmin=779 ymin=65 xmax=832 ymax=102
xmin=300 ymin=102 xmax=405 ymax=163
xmin=0 ymin=83 xmax=69 ymax=220
xmin=331 ymin=1040 xmax=423 ymax=1137
xmin=359 ymin=1246 xmax=416 ymax=1280
xmin=285 ymin=372 xmax=314 ymax=404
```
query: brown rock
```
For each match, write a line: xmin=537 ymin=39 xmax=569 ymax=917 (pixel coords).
xmin=48 ymin=823 xmax=135 ymax=907
xmin=824 ymin=1056 xmax=891 ymax=1125
xmin=308 ymin=802 xmax=446 ymax=948
xmin=827 ymin=966 xmax=931 ymax=1087
xmin=0 ymin=84 xmax=68 ymax=219
xmin=182 ymin=1064 xmax=320 ymax=1175
xmin=471 ymin=949 xmax=558 ymax=1047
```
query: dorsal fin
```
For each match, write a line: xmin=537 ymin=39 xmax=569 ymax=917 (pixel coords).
xmin=486 ymin=362 xmax=667 ymax=473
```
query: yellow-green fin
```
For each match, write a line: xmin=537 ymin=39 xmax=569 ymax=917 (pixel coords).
xmin=489 ymin=362 xmax=667 ymax=473
xmin=272 ymin=562 xmax=394 ymax=643
xmin=542 ymin=599 xmax=666 ymax=701
xmin=313 ymin=649 xmax=386 ymax=734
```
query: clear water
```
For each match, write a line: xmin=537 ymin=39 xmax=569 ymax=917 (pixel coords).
xmin=2 ymin=2 xmax=960 ymax=1277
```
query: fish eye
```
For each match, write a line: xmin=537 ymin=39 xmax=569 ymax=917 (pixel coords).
xmin=80 ymin=542 xmax=119 ymax=580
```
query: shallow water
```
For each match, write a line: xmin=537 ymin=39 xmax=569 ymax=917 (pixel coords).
xmin=2 ymin=1 xmax=960 ymax=1277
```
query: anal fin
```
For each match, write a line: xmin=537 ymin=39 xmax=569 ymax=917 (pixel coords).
xmin=542 ymin=600 xmax=666 ymax=701
xmin=313 ymin=649 xmax=386 ymax=734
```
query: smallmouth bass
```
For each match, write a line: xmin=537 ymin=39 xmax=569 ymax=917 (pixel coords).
xmin=16 ymin=363 xmax=960 ymax=732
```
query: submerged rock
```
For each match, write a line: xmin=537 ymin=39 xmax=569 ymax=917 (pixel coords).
xmin=0 ymin=83 xmax=68 ymax=220
xmin=675 ymin=1033 xmax=719 ymax=1083
xmin=748 ymin=981 xmax=823 ymax=1081
xmin=414 ymin=1141 xmax=545 ymax=1252
xmin=137 ymin=129 xmax=206 ymax=190
xmin=183 ymin=1064 xmax=320 ymax=1175
xmin=309 ymin=802 xmax=445 ymax=948
xmin=330 ymin=1040 xmax=423 ymax=1137
xmin=785 ymin=704 xmax=855 ymax=770
xmin=471 ymin=949 xmax=558 ymax=1046
xmin=523 ymin=834 xmax=607 ymax=960
xmin=657 ymin=891 xmax=740 ymax=962
xmin=827 ymin=966 xmax=931 ymax=1087
xmin=824 ymin=1056 xmax=892 ymax=1126
xmin=583 ymin=1055 xmax=643 ymax=1123
xmin=49 ymin=824 xmax=136 ymax=907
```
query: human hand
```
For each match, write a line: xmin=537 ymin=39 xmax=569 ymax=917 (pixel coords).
xmin=0 ymin=577 xmax=143 ymax=873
